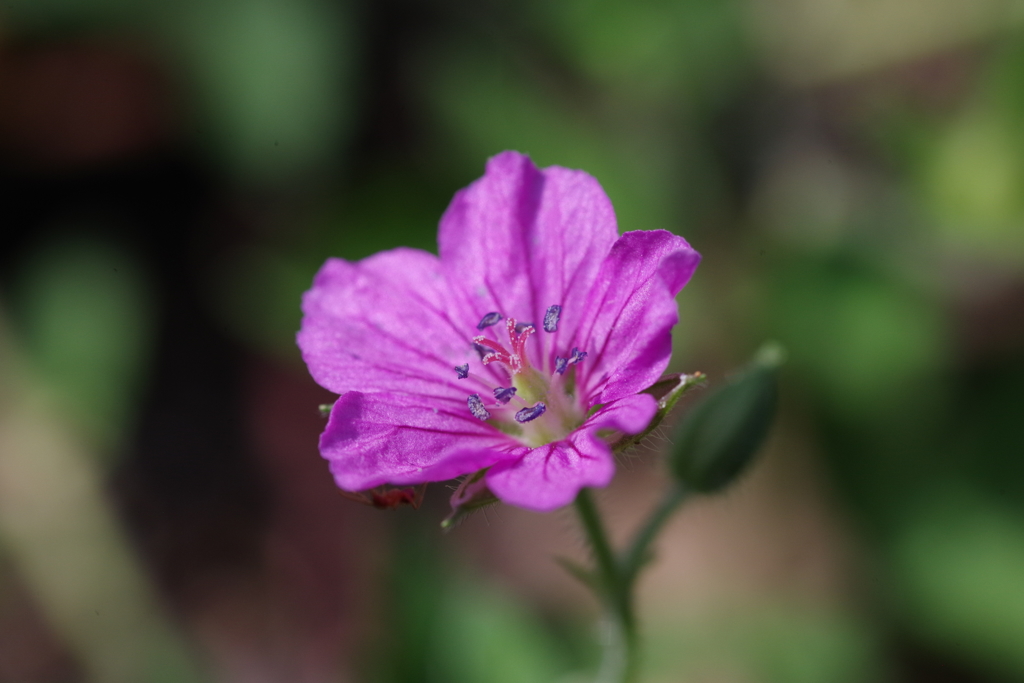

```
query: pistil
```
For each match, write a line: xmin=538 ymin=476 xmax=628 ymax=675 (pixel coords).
xmin=459 ymin=305 xmax=589 ymax=446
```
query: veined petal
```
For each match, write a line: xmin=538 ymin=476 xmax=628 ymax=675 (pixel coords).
xmin=321 ymin=392 xmax=515 ymax=490
xmin=584 ymin=391 xmax=659 ymax=435
xmin=438 ymin=151 xmax=619 ymax=366
xmin=484 ymin=440 xmax=613 ymax=513
xmin=573 ymin=230 xmax=700 ymax=405
xmin=298 ymin=248 xmax=482 ymax=397
xmin=486 ymin=393 xmax=657 ymax=511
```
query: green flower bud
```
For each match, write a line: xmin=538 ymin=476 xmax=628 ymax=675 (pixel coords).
xmin=670 ymin=343 xmax=784 ymax=493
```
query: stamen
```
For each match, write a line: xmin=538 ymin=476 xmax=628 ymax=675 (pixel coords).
xmin=493 ymin=386 xmax=517 ymax=405
xmin=454 ymin=364 xmax=469 ymax=379
xmin=515 ymin=321 xmax=534 ymax=333
xmin=515 ymin=402 xmax=547 ymax=423
xmin=467 ymin=394 xmax=490 ymax=420
xmin=477 ymin=312 xmax=503 ymax=330
xmin=543 ymin=305 xmax=562 ymax=333
xmin=473 ymin=343 xmax=489 ymax=361
xmin=554 ymin=348 xmax=587 ymax=375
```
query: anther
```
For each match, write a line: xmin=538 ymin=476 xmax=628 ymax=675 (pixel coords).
xmin=455 ymin=364 xmax=469 ymax=379
xmin=543 ymin=305 xmax=562 ymax=333
xmin=515 ymin=321 xmax=534 ymax=333
xmin=467 ymin=394 xmax=491 ymax=420
xmin=493 ymin=386 xmax=517 ymax=405
xmin=477 ymin=312 xmax=503 ymax=330
xmin=515 ymin=402 xmax=547 ymax=423
xmin=555 ymin=348 xmax=587 ymax=375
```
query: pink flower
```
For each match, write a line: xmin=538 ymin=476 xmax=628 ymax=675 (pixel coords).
xmin=297 ymin=152 xmax=700 ymax=512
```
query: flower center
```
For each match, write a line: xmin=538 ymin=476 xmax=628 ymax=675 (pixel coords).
xmin=455 ymin=306 xmax=588 ymax=448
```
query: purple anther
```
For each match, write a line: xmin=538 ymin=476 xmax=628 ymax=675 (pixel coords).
xmin=515 ymin=402 xmax=547 ymax=423
xmin=473 ymin=343 xmax=489 ymax=361
xmin=467 ymin=394 xmax=491 ymax=421
xmin=569 ymin=347 xmax=588 ymax=364
xmin=493 ymin=386 xmax=517 ymax=405
xmin=555 ymin=356 xmax=568 ymax=375
xmin=477 ymin=312 xmax=503 ymax=330
xmin=455 ymin=364 xmax=469 ymax=379
xmin=514 ymin=321 xmax=535 ymax=334
xmin=543 ymin=305 xmax=562 ymax=333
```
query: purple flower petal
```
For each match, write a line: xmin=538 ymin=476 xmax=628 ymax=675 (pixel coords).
xmin=573 ymin=230 xmax=700 ymax=405
xmin=299 ymin=153 xmax=701 ymax=512
xmin=583 ymin=391 xmax=659 ymax=435
xmin=438 ymin=151 xmax=619 ymax=363
xmin=486 ymin=393 xmax=657 ymax=511
xmin=298 ymin=247 xmax=483 ymax=398
xmin=320 ymin=391 xmax=513 ymax=490
xmin=484 ymin=440 xmax=613 ymax=513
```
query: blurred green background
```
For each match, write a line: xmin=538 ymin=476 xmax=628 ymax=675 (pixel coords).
xmin=1 ymin=0 xmax=1023 ymax=681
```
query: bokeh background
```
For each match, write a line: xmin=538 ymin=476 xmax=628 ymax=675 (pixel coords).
xmin=2 ymin=0 xmax=1024 ymax=681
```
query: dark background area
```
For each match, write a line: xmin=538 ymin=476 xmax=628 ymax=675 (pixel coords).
xmin=1 ymin=0 xmax=1024 ymax=681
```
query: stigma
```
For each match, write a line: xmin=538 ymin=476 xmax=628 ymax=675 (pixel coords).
xmin=473 ymin=318 xmax=535 ymax=375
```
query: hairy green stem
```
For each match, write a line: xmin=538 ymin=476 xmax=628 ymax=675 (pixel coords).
xmin=574 ymin=484 xmax=692 ymax=683
xmin=574 ymin=489 xmax=638 ymax=683
xmin=573 ymin=489 xmax=619 ymax=593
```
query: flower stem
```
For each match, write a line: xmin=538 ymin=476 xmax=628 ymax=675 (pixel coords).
xmin=573 ymin=484 xmax=690 ymax=683
xmin=574 ymin=489 xmax=638 ymax=683
xmin=573 ymin=488 xmax=619 ymax=593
